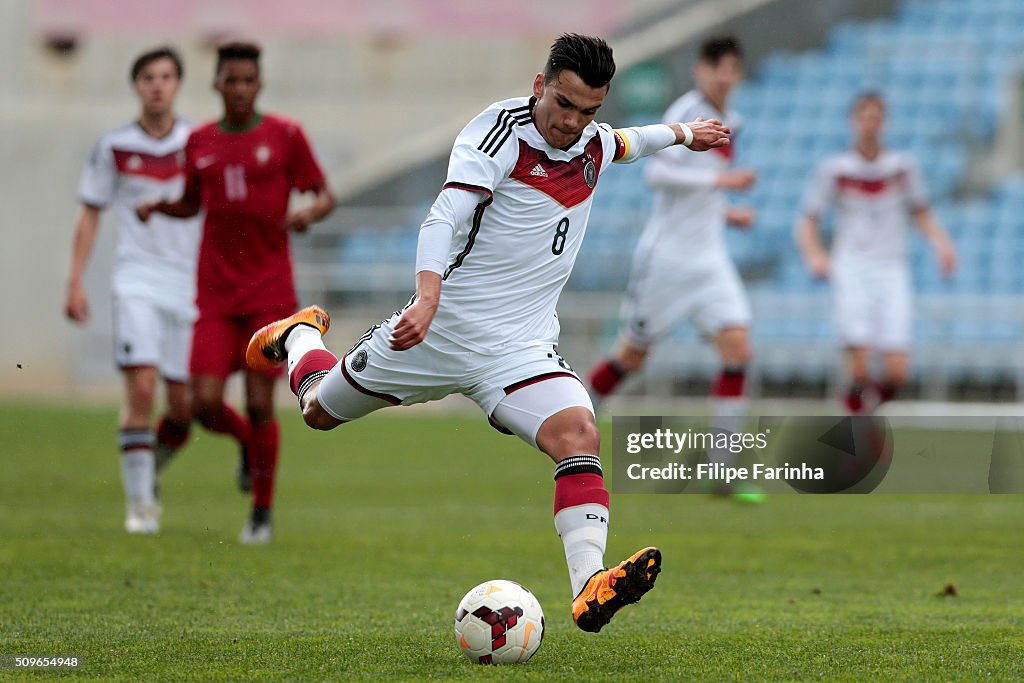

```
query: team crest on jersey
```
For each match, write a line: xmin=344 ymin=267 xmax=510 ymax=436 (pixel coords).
xmin=583 ymin=157 xmax=596 ymax=189
xmin=127 ymin=154 xmax=143 ymax=171
xmin=351 ymin=349 xmax=368 ymax=372
xmin=256 ymin=145 xmax=271 ymax=164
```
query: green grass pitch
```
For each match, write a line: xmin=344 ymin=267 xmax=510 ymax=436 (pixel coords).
xmin=2 ymin=402 xmax=1023 ymax=681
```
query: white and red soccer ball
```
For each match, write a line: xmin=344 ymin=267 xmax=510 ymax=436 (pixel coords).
xmin=454 ymin=579 xmax=545 ymax=665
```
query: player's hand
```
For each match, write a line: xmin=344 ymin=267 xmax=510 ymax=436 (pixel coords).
xmin=135 ymin=202 xmax=156 ymax=223
xmin=717 ymin=168 xmax=757 ymax=191
xmin=806 ymin=251 xmax=830 ymax=280
xmin=389 ymin=298 xmax=438 ymax=351
xmin=286 ymin=209 xmax=315 ymax=233
xmin=677 ymin=117 xmax=732 ymax=151
xmin=64 ymin=282 xmax=89 ymax=324
xmin=725 ymin=206 xmax=756 ymax=229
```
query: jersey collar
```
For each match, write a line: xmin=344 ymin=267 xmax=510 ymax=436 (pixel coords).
xmin=219 ymin=112 xmax=264 ymax=133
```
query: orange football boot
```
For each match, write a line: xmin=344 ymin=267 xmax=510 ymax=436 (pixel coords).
xmin=245 ymin=305 xmax=330 ymax=371
xmin=572 ymin=546 xmax=661 ymax=633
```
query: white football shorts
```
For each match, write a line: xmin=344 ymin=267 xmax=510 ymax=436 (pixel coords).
xmin=112 ymin=290 xmax=196 ymax=382
xmin=832 ymin=261 xmax=912 ymax=352
xmin=315 ymin=313 xmax=593 ymax=448
xmin=620 ymin=253 xmax=751 ymax=348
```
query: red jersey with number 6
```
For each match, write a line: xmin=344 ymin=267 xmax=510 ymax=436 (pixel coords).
xmin=183 ymin=113 xmax=326 ymax=314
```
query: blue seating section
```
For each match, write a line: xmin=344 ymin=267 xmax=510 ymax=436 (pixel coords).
xmin=335 ymin=0 xmax=1024 ymax=359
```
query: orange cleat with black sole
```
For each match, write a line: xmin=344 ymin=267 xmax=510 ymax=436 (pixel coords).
xmin=572 ymin=546 xmax=662 ymax=633
xmin=246 ymin=305 xmax=330 ymax=371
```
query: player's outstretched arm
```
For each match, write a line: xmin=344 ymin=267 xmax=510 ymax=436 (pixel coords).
xmin=64 ymin=205 xmax=101 ymax=324
xmin=614 ymin=118 xmax=731 ymax=165
xmin=670 ymin=118 xmax=731 ymax=151
xmin=389 ymin=271 xmax=441 ymax=351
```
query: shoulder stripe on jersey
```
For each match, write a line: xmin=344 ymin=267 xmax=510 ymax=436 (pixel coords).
xmin=478 ymin=104 xmax=531 ymax=158
xmin=442 ymin=181 xmax=493 ymax=197
xmin=487 ymin=122 xmax=517 ymax=158
xmin=478 ymin=111 xmax=512 ymax=154
xmin=480 ymin=117 xmax=515 ymax=157
xmin=442 ymin=196 xmax=492 ymax=281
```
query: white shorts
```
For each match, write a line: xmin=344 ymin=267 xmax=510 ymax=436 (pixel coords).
xmin=832 ymin=263 xmax=912 ymax=352
xmin=620 ymin=254 xmax=751 ymax=348
xmin=112 ymin=291 xmax=195 ymax=382
xmin=316 ymin=316 xmax=593 ymax=448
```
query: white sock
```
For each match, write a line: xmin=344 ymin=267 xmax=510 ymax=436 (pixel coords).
xmin=709 ymin=399 xmax=747 ymax=467
xmin=554 ymin=503 xmax=608 ymax=597
xmin=285 ymin=325 xmax=328 ymax=376
xmin=120 ymin=451 xmax=155 ymax=509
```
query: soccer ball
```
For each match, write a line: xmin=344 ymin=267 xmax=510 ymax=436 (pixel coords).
xmin=454 ymin=579 xmax=545 ymax=665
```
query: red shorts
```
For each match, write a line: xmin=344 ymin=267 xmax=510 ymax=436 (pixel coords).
xmin=189 ymin=306 xmax=295 ymax=379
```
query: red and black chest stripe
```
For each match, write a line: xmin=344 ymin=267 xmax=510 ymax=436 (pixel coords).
xmin=509 ymin=135 xmax=604 ymax=208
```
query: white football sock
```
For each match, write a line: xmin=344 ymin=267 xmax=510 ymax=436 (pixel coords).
xmin=119 ymin=430 xmax=155 ymax=509
xmin=121 ymin=450 xmax=155 ymax=509
xmin=709 ymin=399 xmax=747 ymax=467
xmin=554 ymin=503 xmax=608 ymax=597
xmin=285 ymin=325 xmax=328 ymax=376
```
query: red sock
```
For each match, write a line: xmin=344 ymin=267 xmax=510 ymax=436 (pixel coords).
xmin=553 ymin=455 xmax=609 ymax=513
xmin=844 ymin=385 xmax=866 ymax=415
xmin=588 ymin=359 xmax=627 ymax=398
xmin=876 ymin=382 xmax=898 ymax=404
xmin=554 ymin=473 xmax=609 ymax=514
xmin=289 ymin=349 xmax=339 ymax=396
xmin=202 ymin=404 xmax=251 ymax=445
xmin=156 ymin=416 xmax=190 ymax=450
xmin=712 ymin=367 xmax=746 ymax=398
xmin=249 ymin=419 xmax=280 ymax=510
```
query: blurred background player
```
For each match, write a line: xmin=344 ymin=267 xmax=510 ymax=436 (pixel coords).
xmin=246 ymin=34 xmax=731 ymax=631
xmin=585 ymin=35 xmax=760 ymax=499
xmin=65 ymin=46 xmax=200 ymax=535
xmin=795 ymin=91 xmax=957 ymax=414
xmin=137 ymin=41 xmax=335 ymax=543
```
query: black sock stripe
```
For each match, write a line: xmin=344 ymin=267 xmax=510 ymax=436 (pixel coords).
xmin=297 ymin=370 xmax=329 ymax=404
xmin=554 ymin=455 xmax=603 ymax=480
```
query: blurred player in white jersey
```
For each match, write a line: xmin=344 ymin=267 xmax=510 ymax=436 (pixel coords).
xmin=243 ymin=34 xmax=730 ymax=631
xmin=65 ymin=47 xmax=201 ymax=534
xmin=586 ymin=36 xmax=761 ymax=500
xmin=795 ymin=91 xmax=956 ymax=413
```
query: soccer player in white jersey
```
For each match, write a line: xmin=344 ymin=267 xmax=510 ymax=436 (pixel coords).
xmin=244 ymin=34 xmax=730 ymax=632
xmin=585 ymin=36 xmax=761 ymax=500
xmin=65 ymin=47 xmax=201 ymax=534
xmin=795 ymin=91 xmax=957 ymax=413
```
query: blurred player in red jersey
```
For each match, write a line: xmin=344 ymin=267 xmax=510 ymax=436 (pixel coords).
xmin=66 ymin=46 xmax=200 ymax=535
xmin=138 ymin=42 xmax=335 ymax=543
xmin=795 ymin=91 xmax=956 ymax=414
